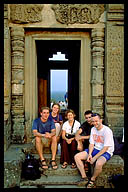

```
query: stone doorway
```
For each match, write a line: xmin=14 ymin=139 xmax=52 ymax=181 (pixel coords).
xmin=24 ymin=31 xmax=91 ymax=142
xmin=36 ymin=40 xmax=81 ymax=120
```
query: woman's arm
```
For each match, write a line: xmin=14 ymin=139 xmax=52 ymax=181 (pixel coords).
xmin=62 ymin=130 xmax=68 ymax=141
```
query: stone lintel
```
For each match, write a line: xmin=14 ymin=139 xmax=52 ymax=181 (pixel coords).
xmin=10 ymin=4 xmax=43 ymax=24
xmin=52 ymin=4 xmax=104 ymax=24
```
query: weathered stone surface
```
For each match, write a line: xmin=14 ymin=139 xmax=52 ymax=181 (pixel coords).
xmin=106 ymin=26 xmax=124 ymax=96
xmin=11 ymin=69 xmax=24 ymax=80
xmin=107 ymin=4 xmax=124 ymax=22
xmin=105 ymin=4 xmax=124 ymax=137
xmin=12 ymin=84 xmax=23 ymax=95
xmin=52 ymin=4 xmax=104 ymax=24
xmin=11 ymin=95 xmax=23 ymax=106
xmin=10 ymin=4 xmax=43 ymax=23
xmin=4 ymin=4 xmax=12 ymax=152
xmin=4 ymin=144 xmax=124 ymax=188
xmin=4 ymin=146 xmax=25 ymax=188
xmin=10 ymin=27 xmax=25 ymax=143
xmin=91 ymin=28 xmax=104 ymax=117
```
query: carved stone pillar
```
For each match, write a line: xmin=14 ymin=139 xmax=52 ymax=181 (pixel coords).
xmin=10 ymin=27 xmax=25 ymax=143
xmin=91 ymin=28 xmax=104 ymax=118
xmin=4 ymin=4 xmax=11 ymax=151
xmin=105 ymin=4 xmax=124 ymax=137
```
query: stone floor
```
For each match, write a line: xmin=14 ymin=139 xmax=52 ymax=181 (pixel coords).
xmin=4 ymin=144 xmax=124 ymax=188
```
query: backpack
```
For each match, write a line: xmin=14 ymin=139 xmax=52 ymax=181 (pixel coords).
xmin=21 ymin=153 xmax=41 ymax=180
xmin=113 ymin=136 xmax=124 ymax=156
xmin=108 ymin=174 xmax=124 ymax=188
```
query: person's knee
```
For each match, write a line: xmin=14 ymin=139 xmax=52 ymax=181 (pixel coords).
xmin=35 ymin=136 xmax=41 ymax=144
xmin=95 ymin=159 xmax=104 ymax=169
xmin=51 ymin=135 xmax=57 ymax=143
xmin=74 ymin=153 xmax=80 ymax=162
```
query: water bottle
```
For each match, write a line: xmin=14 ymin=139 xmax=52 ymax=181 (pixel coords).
xmin=57 ymin=143 xmax=61 ymax=155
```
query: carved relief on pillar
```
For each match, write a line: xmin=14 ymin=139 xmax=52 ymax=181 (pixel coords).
xmin=91 ymin=28 xmax=105 ymax=117
xmin=4 ymin=4 xmax=12 ymax=151
xmin=10 ymin=4 xmax=43 ymax=23
xmin=106 ymin=26 xmax=124 ymax=96
xmin=10 ymin=27 xmax=25 ymax=143
xmin=52 ymin=4 xmax=104 ymax=24
xmin=105 ymin=5 xmax=124 ymax=138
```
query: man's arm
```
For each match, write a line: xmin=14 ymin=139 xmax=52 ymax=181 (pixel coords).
xmin=80 ymin=135 xmax=90 ymax=140
xmin=50 ymin=129 xmax=56 ymax=137
xmin=33 ymin=129 xmax=45 ymax=137
xmin=75 ymin=128 xmax=82 ymax=136
xmin=45 ymin=128 xmax=56 ymax=139
xmin=90 ymin=146 xmax=109 ymax=164
xmin=87 ymin=144 xmax=94 ymax=162
xmin=93 ymin=146 xmax=109 ymax=160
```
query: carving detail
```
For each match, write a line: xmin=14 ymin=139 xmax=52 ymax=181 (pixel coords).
xmin=11 ymin=27 xmax=25 ymax=143
xmin=10 ymin=4 xmax=43 ymax=23
xmin=52 ymin=4 xmax=104 ymax=24
xmin=107 ymin=26 xmax=124 ymax=96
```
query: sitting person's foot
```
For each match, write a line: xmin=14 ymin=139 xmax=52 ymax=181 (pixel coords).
xmin=40 ymin=159 xmax=48 ymax=170
xmin=61 ymin=162 xmax=68 ymax=169
xmin=71 ymin=163 xmax=77 ymax=168
xmin=86 ymin=179 xmax=95 ymax=188
xmin=50 ymin=159 xmax=58 ymax=170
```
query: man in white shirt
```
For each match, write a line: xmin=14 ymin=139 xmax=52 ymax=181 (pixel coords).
xmin=74 ymin=113 xmax=114 ymax=188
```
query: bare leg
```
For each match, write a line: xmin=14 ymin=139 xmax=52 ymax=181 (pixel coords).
xmin=50 ymin=135 xmax=58 ymax=169
xmin=74 ymin=151 xmax=88 ymax=178
xmin=35 ymin=136 xmax=45 ymax=160
xmin=77 ymin=140 xmax=84 ymax=151
xmin=57 ymin=136 xmax=60 ymax=143
xmin=51 ymin=135 xmax=57 ymax=160
xmin=91 ymin=156 xmax=106 ymax=181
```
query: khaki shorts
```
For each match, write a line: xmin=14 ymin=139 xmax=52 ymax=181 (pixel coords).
xmin=32 ymin=137 xmax=51 ymax=148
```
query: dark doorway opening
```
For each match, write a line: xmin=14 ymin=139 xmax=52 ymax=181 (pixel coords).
xmin=36 ymin=40 xmax=81 ymax=120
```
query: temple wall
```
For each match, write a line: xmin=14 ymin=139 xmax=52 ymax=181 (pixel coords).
xmin=105 ymin=4 xmax=124 ymax=137
xmin=4 ymin=5 xmax=12 ymax=151
xmin=4 ymin=4 xmax=124 ymax=151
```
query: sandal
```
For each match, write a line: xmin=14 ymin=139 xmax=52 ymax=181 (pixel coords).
xmin=86 ymin=179 xmax=95 ymax=188
xmin=71 ymin=163 xmax=77 ymax=169
xmin=50 ymin=160 xmax=58 ymax=170
xmin=40 ymin=159 xmax=48 ymax=170
xmin=61 ymin=162 xmax=68 ymax=169
xmin=77 ymin=177 xmax=89 ymax=186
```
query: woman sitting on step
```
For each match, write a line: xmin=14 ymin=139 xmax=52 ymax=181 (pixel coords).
xmin=48 ymin=103 xmax=63 ymax=144
xmin=60 ymin=109 xmax=81 ymax=169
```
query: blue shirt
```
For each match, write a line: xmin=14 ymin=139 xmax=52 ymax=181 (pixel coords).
xmin=32 ymin=118 xmax=55 ymax=134
xmin=48 ymin=112 xmax=63 ymax=123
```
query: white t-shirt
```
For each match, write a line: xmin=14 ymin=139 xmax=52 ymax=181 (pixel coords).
xmin=89 ymin=125 xmax=114 ymax=156
xmin=62 ymin=120 xmax=80 ymax=135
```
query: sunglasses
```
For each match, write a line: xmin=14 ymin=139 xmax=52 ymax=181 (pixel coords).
xmin=91 ymin=113 xmax=101 ymax=118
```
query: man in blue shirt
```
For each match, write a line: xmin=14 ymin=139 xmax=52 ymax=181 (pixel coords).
xmin=32 ymin=107 xmax=58 ymax=170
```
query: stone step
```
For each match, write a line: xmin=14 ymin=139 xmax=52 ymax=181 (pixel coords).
xmin=40 ymin=164 xmax=80 ymax=176
xmin=31 ymin=153 xmax=63 ymax=166
xmin=20 ymin=175 xmax=84 ymax=188
xmin=20 ymin=185 xmax=85 ymax=188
